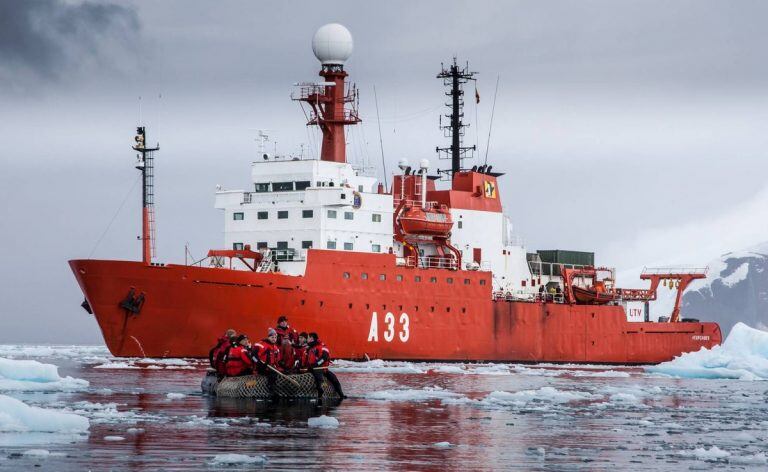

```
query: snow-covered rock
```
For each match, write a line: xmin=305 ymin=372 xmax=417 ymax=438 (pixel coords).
xmin=0 ymin=394 xmax=89 ymax=432
xmin=647 ymin=322 xmax=768 ymax=379
xmin=307 ymin=415 xmax=339 ymax=429
xmin=210 ymin=453 xmax=267 ymax=465
xmin=0 ymin=357 xmax=88 ymax=391
xmin=678 ymin=241 xmax=768 ymax=335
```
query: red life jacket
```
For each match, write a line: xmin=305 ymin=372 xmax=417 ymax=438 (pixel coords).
xmin=274 ymin=325 xmax=297 ymax=345
xmin=210 ymin=337 xmax=233 ymax=375
xmin=224 ymin=345 xmax=253 ymax=376
xmin=279 ymin=338 xmax=295 ymax=371
xmin=307 ymin=340 xmax=331 ymax=368
xmin=293 ymin=345 xmax=308 ymax=369
xmin=252 ymin=339 xmax=281 ymax=367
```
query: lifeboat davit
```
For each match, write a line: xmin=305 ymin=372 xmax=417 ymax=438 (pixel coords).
xmin=398 ymin=204 xmax=453 ymax=236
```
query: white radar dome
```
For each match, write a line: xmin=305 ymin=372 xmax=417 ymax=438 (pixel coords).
xmin=312 ymin=23 xmax=353 ymax=65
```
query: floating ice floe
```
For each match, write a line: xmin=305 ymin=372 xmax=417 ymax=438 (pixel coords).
xmin=432 ymin=441 xmax=452 ymax=448
xmin=307 ymin=415 xmax=339 ymax=429
xmin=0 ymin=394 xmax=89 ymax=433
xmin=93 ymin=358 xmax=197 ymax=370
xmin=210 ymin=453 xmax=267 ymax=465
xmin=0 ymin=345 xmax=108 ymax=360
xmin=104 ymin=435 xmax=125 ymax=441
xmin=729 ymin=453 xmax=768 ymax=465
xmin=477 ymin=387 xmax=599 ymax=408
xmin=0 ymin=357 xmax=88 ymax=391
xmin=166 ymin=393 xmax=186 ymax=400
xmin=365 ymin=386 xmax=464 ymax=402
xmin=332 ymin=359 xmax=426 ymax=374
xmin=647 ymin=322 xmax=768 ymax=380
xmin=677 ymin=446 xmax=730 ymax=461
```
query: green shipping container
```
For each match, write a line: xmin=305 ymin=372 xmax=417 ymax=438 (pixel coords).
xmin=536 ymin=250 xmax=594 ymax=267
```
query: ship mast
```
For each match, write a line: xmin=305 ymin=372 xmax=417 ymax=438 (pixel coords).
xmin=132 ymin=127 xmax=159 ymax=265
xmin=293 ymin=24 xmax=360 ymax=163
xmin=436 ymin=58 xmax=476 ymax=177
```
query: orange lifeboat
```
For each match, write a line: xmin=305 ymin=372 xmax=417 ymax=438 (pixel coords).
xmin=398 ymin=203 xmax=453 ymax=236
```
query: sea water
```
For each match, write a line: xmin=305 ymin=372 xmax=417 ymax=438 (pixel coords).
xmin=0 ymin=326 xmax=767 ymax=470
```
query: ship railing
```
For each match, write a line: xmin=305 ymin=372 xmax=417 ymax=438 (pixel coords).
xmin=242 ymin=191 xmax=304 ymax=205
xmin=493 ymin=290 xmax=537 ymax=302
xmin=528 ymin=261 xmax=588 ymax=277
xmin=641 ymin=267 xmax=708 ymax=276
xmin=404 ymin=256 xmax=458 ymax=270
xmin=533 ymin=292 xmax=566 ymax=304
xmin=393 ymin=198 xmax=439 ymax=210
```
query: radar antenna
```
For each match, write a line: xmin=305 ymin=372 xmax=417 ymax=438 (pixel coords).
xmin=132 ymin=127 xmax=159 ymax=265
xmin=436 ymin=58 xmax=476 ymax=177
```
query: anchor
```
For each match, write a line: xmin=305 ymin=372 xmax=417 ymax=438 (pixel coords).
xmin=119 ymin=287 xmax=146 ymax=315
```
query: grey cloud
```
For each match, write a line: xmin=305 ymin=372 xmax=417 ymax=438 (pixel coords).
xmin=0 ymin=0 xmax=139 ymax=82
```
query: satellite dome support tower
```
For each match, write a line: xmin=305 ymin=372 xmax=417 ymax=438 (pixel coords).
xmin=436 ymin=58 xmax=476 ymax=177
xmin=294 ymin=24 xmax=361 ymax=164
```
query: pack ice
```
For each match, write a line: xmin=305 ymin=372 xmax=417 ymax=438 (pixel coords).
xmin=0 ymin=394 xmax=89 ymax=433
xmin=648 ymin=322 xmax=768 ymax=380
xmin=0 ymin=357 xmax=88 ymax=391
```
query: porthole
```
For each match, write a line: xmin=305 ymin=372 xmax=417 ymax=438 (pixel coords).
xmin=361 ymin=273 xmax=368 ymax=280
xmin=430 ymin=277 xmax=437 ymax=283
xmin=464 ymin=279 xmax=470 ymax=285
xmin=343 ymin=272 xmax=350 ymax=279
xmin=396 ymin=274 xmax=403 ymax=282
xmin=447 ymin=277 xmax=453 ymax=284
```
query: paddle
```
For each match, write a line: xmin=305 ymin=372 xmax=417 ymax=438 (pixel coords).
xmin=268 ymin=364 xmax=301 ymax=388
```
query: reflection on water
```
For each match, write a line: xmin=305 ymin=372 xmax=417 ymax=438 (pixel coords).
xmin=0 ymin=350 xmax=767 ymax=471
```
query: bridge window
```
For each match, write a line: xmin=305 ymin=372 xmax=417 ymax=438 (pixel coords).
xmin=233 ymin=242 xmax=244 ymax=250
xmin=344 ymin=211 xmax=354 ymax=220
xmin=233 ymin=212 xmax=244 ymax=221
xmin=458 ymin=221 xmax=463 ymax=229
xmin=278 ymin=211 xmax=288 ymax=219
xmin=257 ymin=211 xmax=268 ymax=220
xmin=327 ymin=210 xmax=337 ymax=219
xmin=372 ymin=213 xmax=382 ymax=222
xmin=344 ymin=242 xmax=354 ymax=251
xmin=372 ymin=244 xmax=381 ymax=253
xmin=326 ymin=241 xmax=336 ymax=249
xmin=302 ymin=210 xmax=314 ymax=218
xmin=273 ymin=182 xmax=294 ymax=192
xmin=301 ymin=241 xmax=313 ymax=249
xmin=254 ymin=183 xmax=269 ymax=193
xmin=276 ymin=241 xmax=288 ymax=250
xmin=295 ymin=181 xmax=311 ymax=191
xmin=257 ymin=242 xmax=268 ymax=249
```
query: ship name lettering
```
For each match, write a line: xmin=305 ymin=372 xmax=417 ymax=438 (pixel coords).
xmin=692 ymin=335 xmax=710 ymax=341
xmin=368 ymin=311 xmax=410 ymax=343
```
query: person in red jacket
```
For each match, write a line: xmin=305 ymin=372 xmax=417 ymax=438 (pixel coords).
xmin=292 ymin=332 xmax=309 ymax=372
xmin=224 ymin=335 xmax=254 ymax=377
xmin=275 ymin=316 xmax=297 ymax=372
xmin=306 ymin=332 xmax=345 ymax=402
xmin=250 ymin=328 xmax=281 ymax=396
xmin=209 ymin=329 xmax=237 ymax=376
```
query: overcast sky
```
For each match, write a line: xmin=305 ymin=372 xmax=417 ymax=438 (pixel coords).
xmin=1 ymin=0 xmax=766 ymax=343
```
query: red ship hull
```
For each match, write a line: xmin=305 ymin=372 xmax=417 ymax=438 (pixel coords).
xmin=69 ymin=250 xmax=722 ymax=363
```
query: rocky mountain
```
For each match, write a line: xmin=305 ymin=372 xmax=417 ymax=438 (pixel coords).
xmin=680 ymin=242 xmax=768 ymax=336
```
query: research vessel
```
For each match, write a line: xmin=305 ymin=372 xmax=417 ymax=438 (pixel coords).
xmin=70 ymin=24 xmax=722 ymax=362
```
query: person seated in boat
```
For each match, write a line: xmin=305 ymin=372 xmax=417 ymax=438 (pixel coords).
xmin=250 ymin=328 xmax=281 ymax=396
xmin=209 ymin=329 xmax=237 ymax=376
xmin=224 ymin=334 xmax=254 ymax=377
xmin=292 ymin=332 xmax=309 ymax=372
xmin=274 ymin=316 xmax=297 ymax=370
xmin=306 ymin=332 xmax=345 ymax=401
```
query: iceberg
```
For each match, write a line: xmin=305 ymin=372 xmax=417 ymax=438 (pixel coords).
xmin=647 ymin=322 xmax=768 ymax=380
xmin=0 ymin=358 xmax=88 ymax=391
xmin=0 ymin=394 xmax=89 ymax=433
